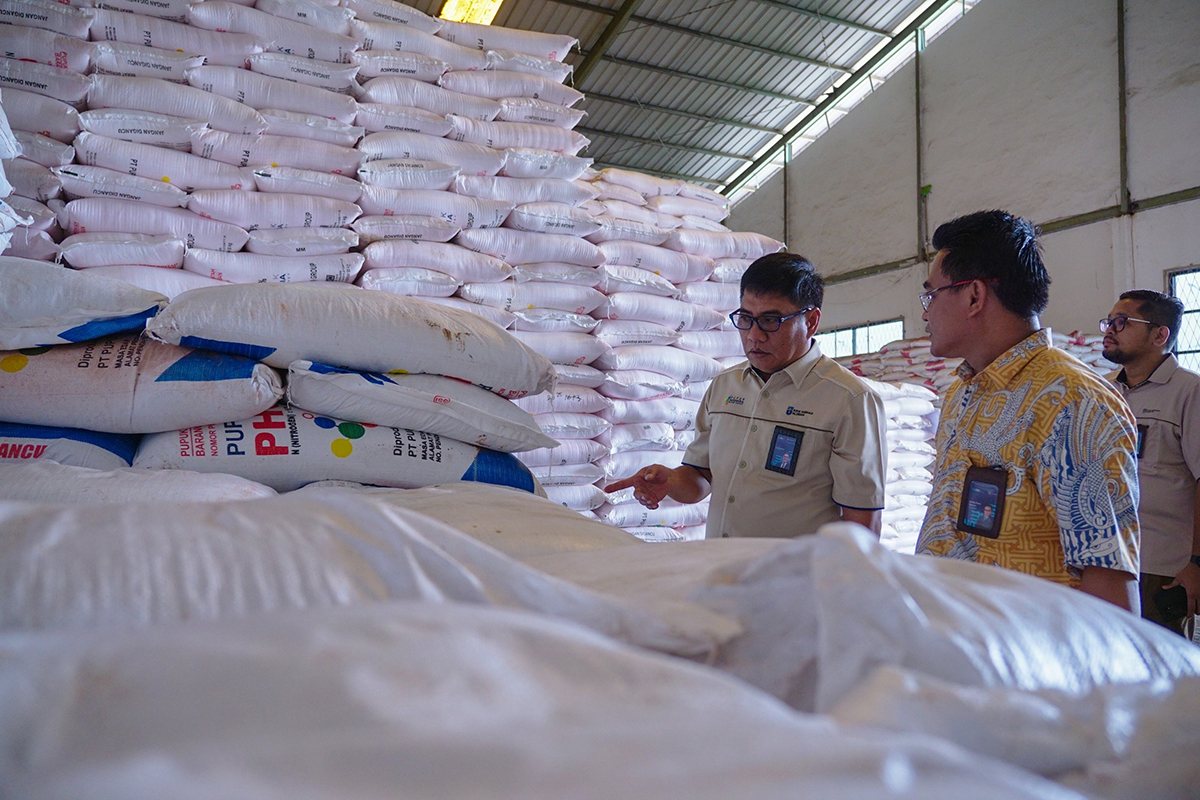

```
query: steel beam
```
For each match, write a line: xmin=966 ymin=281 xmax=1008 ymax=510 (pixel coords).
xmin=583 ymin=92 xmax=782 ymax=135
xmin=725 ymin=0 xmax=961 ymax=195
xmin=749 ymin=0 xmax=891 ymax=37
xmin=549 ymin=0 xmax=853 ymax=73
xmin=573 ymin=0 xmax=646 ymax=86
xmin=579 ymin=50 xmax=816 ymax=105
xmin=578 ymin=126 xmax=753 ymax=162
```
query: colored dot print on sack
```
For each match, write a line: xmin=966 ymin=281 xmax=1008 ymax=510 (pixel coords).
xmin=312 ymin=415 xmax=371 ymax=458
xmin=1 ymin=348 xmax=51 ymax=373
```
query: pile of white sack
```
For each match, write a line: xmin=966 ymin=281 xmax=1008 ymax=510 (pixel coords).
xmin=0 ymin=257 xmax=557 ymax=496
xmin=0 ymin=0 xmax=783 ymax=539
xmin=0 ymin=483 xmax=1197 ymax=799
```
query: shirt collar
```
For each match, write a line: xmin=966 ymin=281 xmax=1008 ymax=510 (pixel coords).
xmin=740 ymin=339 xmax=823 ymax=387
xmin=955 ymin=328 xmax=1052 ymax=388
xmin=1117 ymin=354 xmax=1179 ymax=388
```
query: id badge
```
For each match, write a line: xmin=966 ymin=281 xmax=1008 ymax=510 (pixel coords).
xmin=956 ymin=465 xmax=1008 ymax=538
xmin=764 ymin=425 xmax=803 ymax=476
xmin=1136 ymin=424 xmax=1148 ymax=459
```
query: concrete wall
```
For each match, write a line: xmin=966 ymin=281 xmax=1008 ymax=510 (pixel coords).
xmin=728 ymin=0 xmax=1200 ymax=339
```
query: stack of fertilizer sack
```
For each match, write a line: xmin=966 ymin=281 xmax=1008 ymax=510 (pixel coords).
xmin=0 ymin=0 xmax=784 ymax=536
xmin=0 ymin=256 xmax=557 ymax=498
xmin=504 ymin=166 xmax=783 ymax=542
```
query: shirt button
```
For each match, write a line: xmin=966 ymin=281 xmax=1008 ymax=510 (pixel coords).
xmin=761 ymin=390 xmax=769 ymax=398
xmin=728 ymin=496 xmax=735 ymax=503
xmin=721 ymin=532 xmax=729 ymax=538
xmin=738 ymin=460 xmax=746 ymax=468
xmin=751 ymin=424 xmax=758 ymax=432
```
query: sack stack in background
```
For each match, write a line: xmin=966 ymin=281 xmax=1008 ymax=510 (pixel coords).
xmin=0 ymin=0 xmax=784 ymax=537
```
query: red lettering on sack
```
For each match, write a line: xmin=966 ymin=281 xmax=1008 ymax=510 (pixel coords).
xmin=432 ymin=395 xmax=451 ymax=405
xmin=253 ymin=409 xmax=287 ymax=430
xmin=255 ymin=432 xmax=288 ymax=456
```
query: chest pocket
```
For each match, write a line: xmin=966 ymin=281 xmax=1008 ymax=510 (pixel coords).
xmin=1137 ymin=419 xmax=1181 ymax=476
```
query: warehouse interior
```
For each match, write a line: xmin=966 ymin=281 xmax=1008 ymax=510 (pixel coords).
xmin=1 ymin=0 xmax=1200 ymax=797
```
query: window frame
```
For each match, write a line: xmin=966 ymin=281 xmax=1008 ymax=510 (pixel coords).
xmin=1168 ymin=265 xmax=1200 ymax=372
xmin=814 ymin=318 xmax=905 ymax=359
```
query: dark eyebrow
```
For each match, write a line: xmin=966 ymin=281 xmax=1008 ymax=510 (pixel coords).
xmin=921 ymin=281 xmax=932 ymax=290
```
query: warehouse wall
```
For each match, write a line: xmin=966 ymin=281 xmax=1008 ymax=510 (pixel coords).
xmin=727 ymin=0 xmax=1200 ymax=339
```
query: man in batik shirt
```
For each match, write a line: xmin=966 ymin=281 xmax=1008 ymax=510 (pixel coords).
xmin=915 ymin=210 xmax=1141 ymax=611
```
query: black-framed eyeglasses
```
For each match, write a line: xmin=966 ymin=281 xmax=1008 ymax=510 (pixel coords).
xmin=729 ymin=307 xmax=813 ymax=332
xmin=918 ymin=279 xmax=981 ymax=311
xmin=1099 ymin=315 xmax=1158 ymax=334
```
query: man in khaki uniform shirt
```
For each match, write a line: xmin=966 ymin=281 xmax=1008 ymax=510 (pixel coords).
xmin=1103 ymin=290 xmax=1200 ymax=636
xmin=607 ymin=254 xmax=887 ymax=539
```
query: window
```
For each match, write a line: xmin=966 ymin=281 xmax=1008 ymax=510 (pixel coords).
xmin=814 ymin=319 xmax=905 ymax=359
xmin=1169 ymin=267 xmax=1200 ymax=372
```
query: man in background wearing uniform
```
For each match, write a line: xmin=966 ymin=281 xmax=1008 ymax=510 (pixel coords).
xmin=606 ymin=253 xmax=888 ymax=540
xmin=916 ymin=210 xmax=1141 ymax=611
xmin=1103 ymin=290 xmax=1200 ymax=635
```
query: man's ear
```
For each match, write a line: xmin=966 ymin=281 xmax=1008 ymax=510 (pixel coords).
xmin=1155 ymin=325 xmax=1172 ymax=349
xmin=964 ymin=279 xmax=989 ymax=319
xmin=806 ymin=307 xmax=822 ymax=337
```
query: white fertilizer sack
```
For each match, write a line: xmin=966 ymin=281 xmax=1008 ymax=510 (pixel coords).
xmin=185 ymin=189 xmax=361 ymax=230
xmin=146 ymin=283 xmax=555 ymax=398
xmin=0 ymin=460 xmax=275 ymax=503
xmin=85 ymin=265 xmax=225 ymax=300
xmin=362 ymin=239 xmax=511 ymax=282
xmin=286 ymin=361 xmax=558 ymax=452
xmin=90 ymin=8 xmax=265 ymax=68
xmin=252 ymin=166 xmax=363 ymax=202
xmin=246 ymin=227 xmax=359 ymax=256
xmin=53 ymin=164 xmax=191 ymax=207
xmin=73 ymin=132 xmax=256 ymax=192
xmin=78 ymin=108 xmax=205 ymax=151
xmin=91 ymin=41 xmax=203 ymax=82
xmin=88 ymin=75 xmax=267 ymax=135
xmin=134 ymin=406 xmax=538 ymax=492
xmin=358 ymin=266 xmax=459 ymax=296
xmin=64 ymin=198 xmax=250 ymax=251
xmin=0 ymin=422 xmax=138 ymax=469
xmin=183 ymin=249 xmax=364 ymax=284
xmin=0 ymin=335 xmax=283 ymax=433
xmin=58 ymin=232 xmax=185 ymax=269
xmin=0 ymin=256 xmax=165 ymax=349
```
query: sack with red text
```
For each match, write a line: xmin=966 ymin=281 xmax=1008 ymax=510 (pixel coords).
xmin=133 ymin=406 xmax=537 ymax=493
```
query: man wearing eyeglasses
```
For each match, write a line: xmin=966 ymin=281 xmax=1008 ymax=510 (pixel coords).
xmin=1102 ymin=290 xmax=1200 ymax=635
xmin=915 ymin=210 xmax=1141 ymax=611
xmin=606 ymin=253 xmax=887 ymax=540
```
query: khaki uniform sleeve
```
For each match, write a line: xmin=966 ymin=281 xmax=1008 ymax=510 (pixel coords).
xmin=830 ymin=387 xmax=888 ymax=510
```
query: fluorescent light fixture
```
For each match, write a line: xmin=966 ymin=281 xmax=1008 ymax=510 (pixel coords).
xmin=439 ymin=0 xmax=504 ymax=24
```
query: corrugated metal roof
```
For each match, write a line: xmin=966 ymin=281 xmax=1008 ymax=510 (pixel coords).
xmin=411 ymin=0 xmax=979 ymax=195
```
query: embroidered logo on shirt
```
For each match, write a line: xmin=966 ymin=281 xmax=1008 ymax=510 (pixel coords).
xmin=725 ymin=396 xmax=745 ymax=405
xmin=785 ymin=406 xmax=812 ymax=417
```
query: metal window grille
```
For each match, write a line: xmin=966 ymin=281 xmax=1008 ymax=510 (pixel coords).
xmin=1169 ymin=267 xmax=1200 ymax=373
xmin=814 ymin=318 xmax=905 ymax=359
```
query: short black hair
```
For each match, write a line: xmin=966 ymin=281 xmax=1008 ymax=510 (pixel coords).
xmin=740 ymin=252 xmax=824 ymax=310
xmin=931 ymin=210 xmax=1049 ymax=318
xmin=1119 ymin=289 xmax=1184 ymax=350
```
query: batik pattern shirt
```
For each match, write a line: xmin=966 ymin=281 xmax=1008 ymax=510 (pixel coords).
xmin=916 ymin=329 xmax=1140 ymax=586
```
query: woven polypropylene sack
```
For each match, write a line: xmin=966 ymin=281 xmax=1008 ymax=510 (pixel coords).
xmin=145 ymin=283 xmax=555 ymax=398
